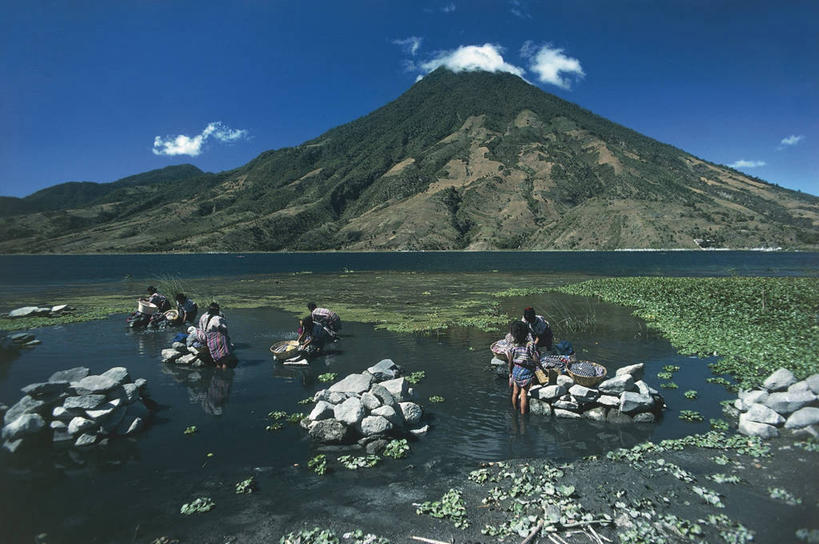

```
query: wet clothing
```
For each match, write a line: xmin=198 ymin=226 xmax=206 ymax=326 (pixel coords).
xmin=311 ymin=307 xmax=341 ymax=333
xmin=148 ymin=292 xmax=171 ymax=312
xmin=198 ymin=312 xmax=234 ymax=366
xmin=522 ymin=315 xmax=553 ymax=350
xmin=506 ymin=342 xmax=539 ymax=387
xmin=177 ymin=298 xmax=198 ymax=323
xmin=301 ymin=322 xmax=331 ymax=356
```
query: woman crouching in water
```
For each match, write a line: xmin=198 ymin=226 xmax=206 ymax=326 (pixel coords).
xmin=506 ymin=320 xmax=540 ymax=414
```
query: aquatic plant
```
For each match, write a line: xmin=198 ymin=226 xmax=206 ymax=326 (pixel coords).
xmin=684 ymin=390 xmax=698 ymax=399
xmin=415 ymin=488 xmax=469 ymax=529
xmin=280 ymin=527 xmax=339 ymax=544
xmin=768 ymin=487 xmax=802 ymax=505
xmin=235 ymin=476 xmax=257 ymax=494
xmin=383 ymin=439 xmax=410 ymax=459
xmin=179 ymin=497 xmax=214 ymax=515
xmin=704 ymin=514 xmax=754 ymax=544
xmin=679 ymin=410 xmax=703 ymax=422
xmin=308 ymin=454 xmax=327 ymax=476
xmin=183 ymin=425 xmax=197 ymax=435
xmin=428 ymin=395 xmax=445 ymax=403
xmin=656 ymin=371 xmax=673 ymax=380
xmin=794 ymin=440 xmax=819 ymax=453
xmin=297 ymin=397 xmax=314 ymax=405
xmin=692 ymin=486 xmax=724 ymax=508
xmin=710 ymin=419 xmax=730 ymax=431
xmin=405 ymin=371 xmax=425 ymax=384
xmin=268 ymin=410 xmax=288 ymax=420
xmin=707 ymin=473 xmax=741 ymax=485
xmin=662 ymin=365 xmax=680 ymax=373
xmin=287 ymin=412 xmax=306 ymax=424
xmin=265 ymin=423 xmax=284 ymax=431
xmin=660 ymin=382 xmax=678 ymax=389
xmin=342 ymin=529 xmax=390 ymax=544
xmin=711 ymin=455 xmax=730 ymax=466
xmin=796 ymin=528 xmax=819 ymax=543
xmin=337 ymin=455 xmax=380 ymax=470
xmin=707 ymin=377 xmax=738 ymax=392
xmin=317 ymin=373 xmax=337 ymax=383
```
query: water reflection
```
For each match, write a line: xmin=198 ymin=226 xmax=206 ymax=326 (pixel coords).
xmin=160 ymin=364 xmax=235 ymax=416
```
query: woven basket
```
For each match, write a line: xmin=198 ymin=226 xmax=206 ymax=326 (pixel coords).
xmin=270 ymin=340 xmax=300 ymax=360
xmin=137 ymin=300 xmax=158 ymax=314
xmin=490 ymin=341 xmax=508 ymax=361
xmin=164 ymin=309 xmax=179 ymax=321
xmin=566 ymin=361 xmax=608 ymax=388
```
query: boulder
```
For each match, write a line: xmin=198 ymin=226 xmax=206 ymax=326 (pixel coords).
xmin=784 ymin=407 xmax=819 ymax=429
xmin=633 ymin=413 xmax=656 ymax=423
xmin=360 ymin=415 xmax=393 ymax=436
xmin=50 ymin=304 xmax=72 ymax=313
xmin=788 ymin=381 xmax=810 ymax=393
xmin=738 ymin=414 xmax=779 ymax=438
xmin=615 ymin=363 xmax=644 ymax=381
xmin=50 ymin=420 xmax=67 ymax=431
xmin=64 ymin=395 xmax=107 ymax=411
xmin=535 ymin=384 xmax=566 ymax=402
xmin=554 ymin=408 xmax=581 ymax=419
xmin=176 ymin=353 xmax=198 ymax=366
xmin=763 ymin=368 xmax=797 ymax=392
xmin=744 ymin=403 xmax=785 ymax=426
xmin=763 ymin=391 xmax=816 ymax=415
xmin=86 ymin=403 xmax=117 ymax=420
xmin=556 ymin=375 xmax=574 ymax=388
xmin=2 ymin=413 xmax=46 ymax=440
xmin=597 ymin=395 xmax=620 ymax=408
xmin=101 ymin=367 xmax=131 ymax=385
xmin=582 ymin=407 xmax=607 ymax=421
xmin=8 ymin=306 xmax=40 ymax=318
xmin=398 ymin=402 xmax=423 ymax=426
xmin=308 ymin=401 xmax=335 ymax=421
xmin=123 ymin=417 xmax=144 ymax=435
xmin=598 ymin=375 xmax=634 ymax=395
xmin=370 ymin=384 xmax=398 ymax=407
xmin=380 ymin=377 xmax=411 ymax=401
xmin=409 ymin=424 xmax=429 ymax=437
xmin=172 ymin=342 xmax=186 ymax=351
xmin=308 ymin=419 xmax=349 ymax=443
xmin=72 ymin=375 xmax=118 ymax=395
xmin=634 ymin=380 xmax=657 ymax=396
xmin=334 ymin=397 xmax=365 ymax=426
xmin=52 ymin=406 xmax=72 ymax=420
xmin=806 ymin=374 xmax=819 ymax=395
xmin=530 ymin=398 xmax=551 ymax=416
xmin=49 ymin=367 xmax=90 ymax=383
xmin=329 ymin=373 xmax=374 ymax=395
xmin=68 ymin=416 xmax=97 ymax=435
xmin=619 ymin=392 xmax=653 ymax=415
xmin=134 ymin=378 xmax=148 ymax=391
xmin=553 ymin=399 xmax=580 ymax=412
xmin=122 ymin=383 xmax=140 ymax=403
xmin=371 ymin=405 xmax=402 ymax=426
xmin=21 ymin=381 xmax=69 ymax=399
xmin=361 ymin=392 xmax=382 ymax=411
xmin=367 ymin=359 xmax=401 ymax=381
xmin=4 ymin=395 xmax=46 ymax=425
xmin=790 ymin=425 xmax=818 ymax=439
xmin=74 ymin=433 xmax=98 ymax=447
xmin=569 ymin=384 xmax=599 ymax=403
xmin=314 ymin=390 xmax=348 ymax=404
xmin=734 ymin=398 xmax=750 ymax=412
xmin=606 ymin=409 xmax=633 ymax=424
xmin=490 ymin=357 xmax=506 ymax=367
xmin=738 ymin=389 xmax=769 ymax=405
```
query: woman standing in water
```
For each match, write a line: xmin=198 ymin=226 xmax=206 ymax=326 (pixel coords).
xmin=506 ymin=320 xmax=540 ymax=414
xmin=198 ymin=302 xmax=235 ymax=369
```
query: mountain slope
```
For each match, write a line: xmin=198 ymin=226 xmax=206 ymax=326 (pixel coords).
xmin=0 ymin=69 xmax=817 ymax=252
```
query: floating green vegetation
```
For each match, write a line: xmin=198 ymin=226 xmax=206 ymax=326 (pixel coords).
xmin=183 ymin=425 xmax=197 ymax=435
xmin=297 ymin=397 xmax=314 ymax=405
xmin=707 ymin=377 xmax=739 ymax=392
xmin=337 ymin=455 xmax=380 ymax=470
xmin=235 ymin=476 xmax=257 ymax=494
xmin=796 ymin=528 xmax=819 ymax=543
xmin=316 ymin=373 xmax=337 ymax=383
xmin=684 ymin=390 xmax=698 ymax=400
xmin=656 ymin=371 xmax=674 ymax=380
xmin=287 ymin=412 xmax=306 ymax=424
xmin=768 ymin=487 xmax=802 ymax=506
xmin=712 ymin=455 xmax=730 ymax=466
xmin=308 ymin=454 xmax=327 ymax=476
xmin=342 ymin=529 xmax=390 ymax=544
xmin=705 ymin=514 xmax=754 ymax=544
xmin=405 ymin=371 xmax=426 ymax=384
xmin=415 ymin=488 xmax=469 ymax=529
xmin=679 ymin=410 xmax=704 ymax=422
xmin=280 ymin=527 xmax=339 ymax=544
xmin=708 ymin=473 xmax=741 ymax=485
xmin=794 ymin=440 xmax=819 ymax=453
xmin=660 ymin=382 xmax=678 ymax=389
xmin=556 ymin=277 xmax=819 ymax=388
xmin=428 ymin=395 xmax=445 ymax=403
xmin=179 ymin=497 xmax=214 ymax=515
xmin=710 ymin=419 xmax=730 ymax=431
xmin=265 ymin=423 xmax=284 ymax=431
xmin=662 ymin=365 xmax=680 ymax=373
xmin=383 ymin=439 xmax=410 ymax=459
xmin=692 ymin=486 xmax=724 ymax=508
xmin=268 ymin=410 xmax=288 ymax=420
xmin=649 ymin=458 xmax=695 ymax=482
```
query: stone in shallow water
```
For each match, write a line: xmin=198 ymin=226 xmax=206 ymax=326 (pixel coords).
xmin=744 ymin=403 xmax=785 ymax=426
xmin=569 ymin=384 xmax=599 ymax=403
xmin=378 ymin=377 xmax=410 ymax=401
xmin=308 ymin=401 xmax=335 ymax=422
xmin=308 ymin=419 xmax=349 ymax=443
xmin=50 ymin=420 xmax=67 ymax=431
xmin=2 ymin=413 xmax=46 ymax=441
xmin=161 ymin=349 xmax=182 ymax=363
xmin=738 ymin=389 xmax=769 ymax=405
xmin=553 ymin=399 xmax=579 ymax=412
xmin=359 ymin=415 xmax=392 ymax=436
xmin=369 ymin=384 xmax=397 ymax=408
xmin=763 ymin=368 xmax=796 ymax=392
xmin=615 ymin=363 xmax=644 ymax=380
xmin=633 ymin=412 xmax=655 ymax=423
xmin=738 ymin=414 xmax=778 ymax=438
xmin=21 ymin=381 xmax=69 ymax=398
xmin=399 ymin=402 xmax=422 ymax=426
xmin=8 ymin=306 xmax=40 ymax=318
xmin=371 ymin=405 xmax=401 ymax=426
xmin=74 ymin=433 xmax=98 ymax=447
xmin=134 ymin=378 xmax=148 ymax=391
xmin=2 ymin=438 xmax=24 ymax=453
xmin=86 ymin=403 xmax=117 ymax=421
xmin=64 ymin=395 xmax=107 ymax=411
xmin=619 ymin=392 xmax=654 ymax=415
xmin=583 ymin=407 xmax=607 ymax=421
xmin=68 ymin=416 xmax=97 ymax=435
xmin=554 ymin=408 xmax=581 ymax=419
xmin=598 ymin=375 xmax=634 ymax=395
xmin=49 ymin=367 xmax=90 ymax=383
xmin=409 ymin=424 xmax=429 ymax=437
xmin=606 ymin=409 xmax=633 ymax=424
xmin=763 ymin=391 xmax=816 ymax=415
xmin=122 ymin=383 xmax=140 ymax=403
xmin=784 ymin=407 xmax=819 ymax=429
xmin=4 ymin=395 xmax=46 ymax=425
xmin=597 ymin=395 xmax=620 ymax=408
xmin=101 ymin=367 xmax=130 ymax=385
xmin=334 ymin=397 xmax=365 ymax=426
xmin=72 ymin=375 xmax=118 ymax=395
xmin=367 ymin=359 xmax=401 ymax=381
xmin=536 ymin=384 xmax=566 ymax=401
xmin=530 ymin=398 xmax=551 ymax=416
xmin=329 ymin=373 xmax=374 ymax=395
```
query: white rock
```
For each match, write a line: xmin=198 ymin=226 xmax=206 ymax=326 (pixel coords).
xmin=309 ymin=401 xmax=335 ymax=421
xmin=86 ymin=403 xmax=117 ymax=420
xmin=556 ymin=375 xmax=574 ymax=388
xmin=553 ymin=408 xmax=581 ymax=419
xmin=3 ymin=395 xmax=45 ymax=425
xmin=50 ymin=420 xmax=67 ymax=431
xmin=598 ymin=374 xmax=634 ymax=395
xmin=762 ymin=368 xmax=797 ymax=392
xmin=367 ymin=359 xmax=400 ymax=381
xmin=490 ymin=357 xmax=506 ymax=367
xmin=124 ymin=417 xmax=144 ymax=435
xmin=371 ymin=405 xmax=402 ymax=426
xmin=620 ymin=392 xmax=654 ymax=414
xmin=409 ymin=424 xmax=429 ymax=437
xmin=764 ymin=391 xmax=816 ymax=415
xmin=68 ymin=416 xmax=96 ymax=435
xmin=134 ymin=378 xmax=148 ymax=391
xmin=64 ymin=395 xmax=106 ymax=410
xmin=8 ymin=306 xmax=39 ymax=318
xmin=634 ymin=380 xmax=657 ymax=396
xmin=52 ymin=406 xmax=72 ymax=420
xmin=806 ymin=374 xmax=819 ymax=395
xmin=553 ymin=399 xmax=579 ymax=411
xmin=328 ymin=373 xmax=374 ymax=395
xmin=582 ymin=407 xmax=607 ymax=421
xmin=738 ymin=413 xmax=779 ymax=438
xmin=72 ymin=375 xmax=118 ymax=395
xmin=536 ymin=384 xmax=566 ymax=401
xmin=101 ymin=367 xmax=130 ymax=385
xmin=49 ymin=367 xmax=90 ymax=383
xmin=361 ymin=392 xmax=381 ymax=411
xmin=633 ymin=413 xmax=656 ymax=423
xmin=615 ymin=363 xmax=644 ymax=380
xmin=744 ymin=403 xmax=785 ymax=426
xmin=597 ymin=395 xmax=620 ymax=408
xmin=176 ymin=353 xmax=198 ymax=365
xmin=738 ymin=389 xmax=769 ymax=405
xmin=784 ymin=407 xmax=819 ymax=429
xmin=369 ymin=384 xmax=397 ymax=407
xmin=380 ymin=377 xmax=411 ymax=401
xmin=734 ymin=398 xmax=750 ymax=412
xmin=333 ymin=397 xmax=365 ymax=426
xmin=122 ymin=383 xmax=139 ymax=403
xmin=788 ymin=381 xmax=809 ymax=393
xmin=569 ymin=384 xmax=599 ymax=403
xmin=2 ymin=413 xmax=46 ymax=440
xmin=360 ymin=415 xmax=393 ymax=436
xmin=161 ymin=349 xmax=182 ymax=363
xmin=74 ymin=433 xmax=97 ymax=447
xmin=172 ymin=342 xmax=186 ymax=351
xmin=399 ymin=402 xmax=423 ymax=426
xmin=530 ymin=398 xmax=551 ymax=416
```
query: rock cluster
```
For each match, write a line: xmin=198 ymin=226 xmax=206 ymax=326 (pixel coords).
xmin=491 ymin=359 xmax=664 ymax=423
xmin=0 ymin=331 xmax=41 ymax=350
xmin=733 ymin=368 xmax=819 ymax=439
xmin=162 ymin=340 xmax=208 ymax=368
xmin=5 ymin=304 xmax=74 ymax=319
xmin=300 ymin=359 xmax=428 ymax=453
xmin=1 ymin=366 xmax=152 ymax=454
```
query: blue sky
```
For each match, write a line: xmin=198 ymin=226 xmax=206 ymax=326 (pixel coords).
xmin=1 ymin=0 xmax=816 ymax=197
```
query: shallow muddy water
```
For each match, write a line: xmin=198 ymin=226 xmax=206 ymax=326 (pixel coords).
xmin=0 ymin=293 xmax=733 ymax=543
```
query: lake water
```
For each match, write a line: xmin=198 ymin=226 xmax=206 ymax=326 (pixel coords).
xmin=0 ymin=251 xmax=815 ymax=543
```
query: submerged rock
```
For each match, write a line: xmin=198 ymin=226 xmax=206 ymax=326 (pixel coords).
xmin=21 ymin=381 xmax=69 ymax=399
xmin=398 ymin=402 xmax=422 ymax=426
xmin=308 ymin=419 xmax=349 ymax=443
xmin=633 ymin=413 xmax=656 ymax=423
xmin=583 ymin=407 xmax=607 ymax=422
xmin=2 ymin=413 xmax=46 ymax=440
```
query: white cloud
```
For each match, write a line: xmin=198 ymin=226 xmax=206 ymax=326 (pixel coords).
xmin=419 ymin=43 xmax=525 ymax=78
xmin=509 ymin=0 xmax=531 ymax=19
xmin=441 ymin=2 xmax=456 ymax=13
xmin=393 ymin=36 xmax=423 ymax=57
xmin=779 ymin=134 xmax=804 ymax=147
xmin=521 ymin=41 xmax=584 ymax=89
xmin=728 ymin=159 xmax=766 ymax=168
xmin=152 ymin=122 xmax=248 ymax=157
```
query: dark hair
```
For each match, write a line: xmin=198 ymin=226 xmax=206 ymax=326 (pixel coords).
xmin=523 ymin=307 xmax=536 ymax=322
xmin=302 ymin=315 xmax=314 ymax=330
xmin=207 ymin=302 xmax=220 ymax=315
xmin=147 ymin=286 xmax=157 ymax=294
xmin=307 ymin=302 xmax=317 ymax=311
xmin=176 ymin=293 xmax=186 ymax=302
xmin=511 ymin=321 xmax=529 ymax=344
